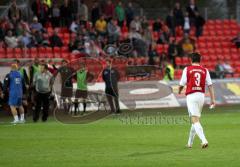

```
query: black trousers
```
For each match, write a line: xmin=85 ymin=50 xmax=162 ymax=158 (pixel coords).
xmin=33 ymin=92 xmax=51 ymax=122
xmin=105 ymin=89 xmax=120 ymax=113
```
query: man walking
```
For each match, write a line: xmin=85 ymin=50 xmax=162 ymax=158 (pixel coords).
xmin=179 ymin=53 xmax=215 ymax=148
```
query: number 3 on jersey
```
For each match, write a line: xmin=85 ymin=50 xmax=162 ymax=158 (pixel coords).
xmin=194 ymin=72 xmax=201 ymax=86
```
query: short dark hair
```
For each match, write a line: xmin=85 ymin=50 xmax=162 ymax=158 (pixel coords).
xmin=14 ymin=59 xmax=20 ymax=64
xmin=190 ymin=53 xmax=201 ymax=63
xmin=42 ymin=64 xmax=48 ymax=70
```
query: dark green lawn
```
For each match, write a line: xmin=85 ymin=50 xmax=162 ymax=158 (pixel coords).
xmin=0 ymin=105 xmax=240 ymax=167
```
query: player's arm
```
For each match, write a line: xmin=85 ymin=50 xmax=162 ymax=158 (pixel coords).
xmin=206 ymin=70 xmax=216 ymax=106
xmin=208 ymin=85 xmax=215 ymax=106
xmin=178 ymin=85 xmax=184 ymax=94
xmin=178 ymin=67 xmax=187 ymax=94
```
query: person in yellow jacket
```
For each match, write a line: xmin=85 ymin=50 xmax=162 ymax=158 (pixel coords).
xmin=163 ymin=62 xmax=175 ymax=81
xmin=44 ymin=0 xmax=52 ymax=8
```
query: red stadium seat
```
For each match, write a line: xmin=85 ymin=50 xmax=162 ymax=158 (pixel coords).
xmin=15 ymin=48 xmax=22 ymax=55
xmin=6 ymin=48 xmax=14 ymax=54
xmin=61 ymin=46 xmax=69 ymax=53
xmin=30 ymin=48 xmax=38 ymax=54
xmin=182 ymin=57 xmax=190 ymax=66
xmin=213 ymin=42 xmax=221 ymax=48
xmin=38 ymin=47 xmax=46 ymax=53
xmin=61 ymin=53 xmax=69 ymax=59
xmin=46 ymin=47 xmax=53 ymax=54
xmin=175 ymin=57 xmax=182 ymax=66
xmin=215 ymin=48 xmax=222 ymax=54
xmin=53 ymin=47 xmax=61 ymax=54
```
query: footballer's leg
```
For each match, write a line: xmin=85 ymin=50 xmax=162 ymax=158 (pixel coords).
xmin=10 ymin=106 xmax=19 ymax=124
xmin=192 ymin=116 xmax=208 ymax=148
xmin=19 ymin=105 xmax=25 ymax=123
xmin=186 ymin=96 xmax=196 ymax=148
xmin=187 ymin=124 xmax=196 ymax=148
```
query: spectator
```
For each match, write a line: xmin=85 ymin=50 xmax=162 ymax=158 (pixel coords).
xmin=95 ymin=15 xmax=107 ymax=36
xmin=44 ymin=0 xmax=52 ymax=8
xmin=8 ymin=0 xmax=22 ymax=22
xmin=168 ymin=39 xmax=178 ymax=66
xmin=231 ymin=33 xmax=240 ymax=48
xmin=166 ymin=10 xmax=176 ymax=36
xmin=49 ymin=29 xmax=63 ymax=47
xmin=186 ymin=0 xmax=198 ymax=25
xmin=69 ymin=18 xmax=79 ymax=33
xmin=107 ymin=19 xmax=121 ymax=43
xmin=33 ymin=0 xmax=49 ymax=26
xmin=67 ymin=0 xmax=77 ymax=19
xmin=156 ymin=28 xmax=170 ymax=44
xmin=33 ymin=64 xmax=53 ymax=122
xmin=49 ymin=4 xmax=60 ymax=28
xmin=215 ymin=60 xmax=225 ymax=79
xmin=115 ymin=1 xmax=125 ymax=28
xmin=19 ymin=30 xmax=34 ymax=48
xmin=84 ymin=40 xmax=99 ymax=56
xmin=182 ymin=38 xmax=194 ymax=56
xmin=130 ymin=30 xmax=148 ymax=57
xmin=141 ymin=15 xmax=149 ymax=30
xmin=30 ymin=17 xmax=43 ymax=33
xmin=153 ymin=18 xmax=162 ymax=32
xmin=148 ymin=43 xmax=158 ymax=65
xmin=163 ymin=62 xmax=175 ymax=81
xmin=222 ymin=60 xmax=234 ymax=77
xmin=130 ymin=16 xmax=142 ymax=32
xmin=125 ymin=2 xmax=135 ymax=28
xmin=0 ymin=16 xmax=12 ymax=32
xmin=79 ymin=16 xmax=87 ymax=28
xmin=0 ymin=27 xmax=5 ymax=42
xmin=31 ymin=0 xmax=41 ymax=17
xmin=72 ymin=42 xmax=85 ymax=54
xmin=5 ymin=30 xmax=18 ymax=48
xmin=60 ymin=0 xmax=72 ymax=27
xmin=15 ymin=23 xmax=24 ymax=37
xmin=91 ymin=1 xmax=100 ymax=25
xmin=19 ymin=20 xmax=31 ymax=32
xmin=195 ymin=12 xmax=205 ymax=37
xmin=102 ymin=59 xmax=121 ymax=113
xmin=173 ymin=2 xmax=184 ymax=27
xmin=143 ymin=26 xmax=153 ymax=49
xmin=183 ymin=12 xmax=190 ymax=35
xmin=78 ymin=0 xmax=88 ymax=21
xmin=104 ymin=0 xmax=115 ymax=22
xmin=33 ymin=30 xmax=49 ymax=46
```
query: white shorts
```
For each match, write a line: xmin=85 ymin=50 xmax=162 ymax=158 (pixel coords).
xmin=186 ymin=92 xmax=205 ymax=117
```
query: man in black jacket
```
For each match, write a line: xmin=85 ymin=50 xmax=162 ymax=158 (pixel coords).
xmin=102 ymin=59 xmax=120 ymax=113
xmin=195 ymin=12 xmax=205 ymax=38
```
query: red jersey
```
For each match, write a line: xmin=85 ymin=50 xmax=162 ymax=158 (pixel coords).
xmin=180 ymin=65 xmax=212 ymax=95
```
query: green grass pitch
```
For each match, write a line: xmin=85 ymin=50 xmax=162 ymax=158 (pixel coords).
xmin=0 ymin=105 xmax=240 ymax=167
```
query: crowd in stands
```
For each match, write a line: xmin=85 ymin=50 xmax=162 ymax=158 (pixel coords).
xmin=0 ymin=0 xmax=239 ymax=80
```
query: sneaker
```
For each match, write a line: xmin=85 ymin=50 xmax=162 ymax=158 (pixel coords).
xmin=11 ymin=120 xmax=19 ymax=124
xmin=186 ymin=144 xmax=192 ymax=148
xmin=201 ymin=143 xmax=208 ymax=149
xmin=19 ymin=120 xmax=26 ymax=124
